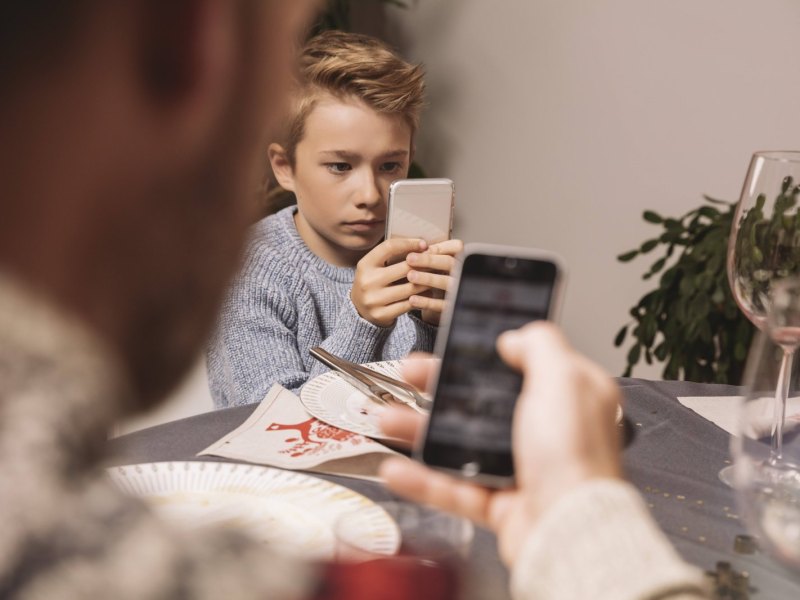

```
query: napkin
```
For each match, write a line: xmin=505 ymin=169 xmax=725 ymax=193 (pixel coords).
xmin=677 ymin=395 xmax=800 ymax=436
xmin=198 ymin=384 xmax=401 ymax=481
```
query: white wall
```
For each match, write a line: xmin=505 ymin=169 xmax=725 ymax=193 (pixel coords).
xmin=383 ymin=0 xmax=800 ymax=378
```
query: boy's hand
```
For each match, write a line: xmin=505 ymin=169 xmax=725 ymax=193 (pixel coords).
xmin=351 ymin=238 xmax=429 ymax=327
xmin=379 ymin=324 xmax=623 ymax=566
xmin=405 ymin=239 xmax=464 ymax=325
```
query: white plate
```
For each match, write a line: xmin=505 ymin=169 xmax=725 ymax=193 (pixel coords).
xmin=108 ymin=461 xmax=400 ymax=560
xmin=301 ymin=359 xmax=416 ymax=440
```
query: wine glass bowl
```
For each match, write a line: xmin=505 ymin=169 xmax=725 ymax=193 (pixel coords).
xmin=728 ymin=151 xmax=800 ymax=331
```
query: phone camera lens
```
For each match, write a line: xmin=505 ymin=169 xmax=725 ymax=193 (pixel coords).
xmin=505 ymin=258 xmax=517 ymax=269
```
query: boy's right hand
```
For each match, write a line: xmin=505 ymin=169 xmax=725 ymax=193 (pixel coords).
xmin=351 ymin=238 xmax=429 ymax=327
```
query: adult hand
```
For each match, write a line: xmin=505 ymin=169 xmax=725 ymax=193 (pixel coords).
xmin=379 ymin=322 xmax=623 ymax=566
xmin=405 ymin=238 xmax=464 ymax=325
xmin=351 ymin=238 xmax=429 ymax=327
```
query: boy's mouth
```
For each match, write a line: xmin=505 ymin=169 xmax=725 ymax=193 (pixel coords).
xmin=344 ymin=219 xmax=384 ymax=232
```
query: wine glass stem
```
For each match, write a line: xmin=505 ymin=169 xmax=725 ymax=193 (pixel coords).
xmin=770 ymin=348 xmax=794 ymax=463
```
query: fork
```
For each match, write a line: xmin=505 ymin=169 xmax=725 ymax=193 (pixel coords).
xmin=309 ymin=347 xmax=431 ymax=413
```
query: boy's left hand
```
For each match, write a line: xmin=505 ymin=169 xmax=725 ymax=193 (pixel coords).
xmin=405 ymin=239 xmax=464 ymax=325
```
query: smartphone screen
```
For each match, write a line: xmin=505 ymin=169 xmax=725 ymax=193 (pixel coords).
xmin=420 ymin=251 xmax=560 ymax=485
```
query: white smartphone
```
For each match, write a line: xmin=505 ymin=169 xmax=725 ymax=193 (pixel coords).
xmin=417 ymin=243 xmax=565 ymax=488
xmin=385 ymin=178 xmax=455 ymax=246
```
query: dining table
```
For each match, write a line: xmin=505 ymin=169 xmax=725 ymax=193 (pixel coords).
xmin=106 ymin=377 xmax=800 ymax=600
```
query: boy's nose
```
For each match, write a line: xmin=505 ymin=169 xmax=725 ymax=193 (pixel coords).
xmin=355 ymin=172 xmax=383 ymax=208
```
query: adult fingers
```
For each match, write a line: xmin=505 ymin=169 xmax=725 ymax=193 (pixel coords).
xmin=499 ymin=322 xmax=620 ymax=412
xmin=496 ymin=321 xmax=573 ymax=378
xmin=401 ymin=353 xmax=436 ymax=391
xmin=379 ymin=407 xmax=425 ymax=445
xmin=380 ymin=458 xmax=495 ymax=527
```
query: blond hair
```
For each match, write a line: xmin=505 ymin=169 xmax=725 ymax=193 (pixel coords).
xmin=282 ymin=30 xmax=426 ymax=164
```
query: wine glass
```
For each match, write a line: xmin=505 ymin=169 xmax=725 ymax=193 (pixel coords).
xmin=732 ymin=303 xmax=800 ymax=570
xmin=723 ymin=151 xmax=800 ymax=484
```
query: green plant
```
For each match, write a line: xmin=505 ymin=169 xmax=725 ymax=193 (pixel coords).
xmin=615 ymin=197 xmax=755 ymax=384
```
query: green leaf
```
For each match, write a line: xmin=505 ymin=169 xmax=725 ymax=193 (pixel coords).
xmin=660 ymin=267 xmax=678 ymax=288
xmin=702 ymin=195 xmax=733 ymax=206
xmin=617 ymin=250 xmax=639 ymax=262
xmin=679 ymin=276 xmax=695 ymax=297
xmin=698 ymin=206 xmax=720 ymax=219
xmin=649 ymin=257 xmax=667 ymax=275
xmin=640 ymin=239 xmax=659 ymax=253
xmin=627 ymin=344 xmax=641 ymax=365
xmin=643 ymin=210 xmax=663 ymax=224
xmin=614 ymin=325 xmax=628 ymax=347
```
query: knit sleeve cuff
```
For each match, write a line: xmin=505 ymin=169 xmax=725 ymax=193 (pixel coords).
xmin=511 ymin=479 xmax=709 ymax=600
xmin=318 ymin=295 xmax=394 ymax=364
xmin=408 ymin=310 xmax=438 ymax=353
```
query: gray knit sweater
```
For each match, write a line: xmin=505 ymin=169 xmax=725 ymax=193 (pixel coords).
xmin=207 ymin=206 xmax=438 ymax=408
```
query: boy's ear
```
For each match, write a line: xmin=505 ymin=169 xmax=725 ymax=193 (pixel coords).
xmin=268 ymin=143 xmax=296 ymax=192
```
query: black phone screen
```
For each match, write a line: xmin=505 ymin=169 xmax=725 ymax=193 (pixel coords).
xmin=422 ymin=254 xmax=558 ymax=480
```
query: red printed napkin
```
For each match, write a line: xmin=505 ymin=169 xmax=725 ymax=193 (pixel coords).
xmin=198 ymin=384 xmax=401 ymax=481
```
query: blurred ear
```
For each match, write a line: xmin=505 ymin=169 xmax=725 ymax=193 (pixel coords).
xmin=137 ymin=0 xmax=236 ymax=148
xmin=268 ymin=143 xmax=297 ymax=192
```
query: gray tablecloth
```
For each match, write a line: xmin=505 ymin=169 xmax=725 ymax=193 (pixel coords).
xmin=107 ymin=378 xmax=800 ymax=599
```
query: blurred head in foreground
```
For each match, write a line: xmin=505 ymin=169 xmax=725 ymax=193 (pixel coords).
xmin=0 ymin=0 xmax=316 ymax=412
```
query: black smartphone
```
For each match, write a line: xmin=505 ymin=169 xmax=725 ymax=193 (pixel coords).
xmin=417 ymin=243 xmax=564 ymax=488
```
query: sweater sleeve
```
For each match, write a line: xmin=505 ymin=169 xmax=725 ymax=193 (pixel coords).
xmin=407 ymin=310 xmax=438 ymax=353
xmin=312 ymin=295 xmax=393 ymax=368
xmin=208 ymin=257 xmax=394 ymax=406
xmin=510 ymin=479 xmax=710 ymax=600
xmin=208 ymin=276 xmax=308 ymax=407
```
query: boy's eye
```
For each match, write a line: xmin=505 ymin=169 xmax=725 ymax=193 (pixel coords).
xmin=325 ymin=162 xmax=352 ymax=174
xmin=379 ymin=162 xmax=403 ymax=173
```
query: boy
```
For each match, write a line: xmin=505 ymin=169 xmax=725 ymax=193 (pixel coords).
xmin=208 ymin=31 xmax=463 ymax=407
